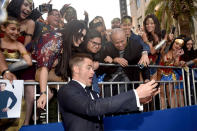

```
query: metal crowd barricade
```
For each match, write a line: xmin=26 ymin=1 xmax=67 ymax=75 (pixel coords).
xmin=1 ymin=58 xmax=197 ymax=124
xmin=24 ymin=81 xmax=67 ymax=125
xmin=191 ymin=68 xmax=197 ymax=105
xmin=5 ymin=58 xmax=37 ymax=63
xmin=98 ymin=63 xmax=188 ymax=112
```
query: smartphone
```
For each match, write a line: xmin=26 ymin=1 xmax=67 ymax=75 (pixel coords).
xmin=155 ymin=83 xmax=160 ymax=89
xmin=171 ymin=26 xmax=176 ymax=34
xmin=39 ymin=4 xmax=52 ymax=13
xmin=161 ymin=29 xmax=166 ymax=39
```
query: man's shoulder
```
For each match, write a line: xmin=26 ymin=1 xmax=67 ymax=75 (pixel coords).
xmin=57 ymin=81 xmax=83 ymax=99
xmin=4 ymin=90 xmax=14 ymax=95
xmin=59 ymin=81 xmax=82 ymax=91
xmin=130 ymin=32 xmax=141 ymax=40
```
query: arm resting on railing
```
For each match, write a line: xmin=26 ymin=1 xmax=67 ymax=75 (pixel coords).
xmin=8 ymin=59 xmax=30 ymax=72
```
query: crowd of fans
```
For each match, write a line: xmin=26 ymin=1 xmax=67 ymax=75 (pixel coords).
xmin=0 ymin=0 xmax=197 ymax=130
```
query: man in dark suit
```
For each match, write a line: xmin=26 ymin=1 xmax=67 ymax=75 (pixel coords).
xmin=58 ymin=53 xmax=158 ymax=131
xmin=0 ymin=82 xmax=17 ymax=118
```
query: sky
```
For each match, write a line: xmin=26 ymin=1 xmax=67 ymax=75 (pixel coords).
xmin=34 ymin=0 xmax=130 ymax=29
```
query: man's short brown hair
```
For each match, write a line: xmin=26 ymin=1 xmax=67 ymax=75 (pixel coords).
xmin=0 ymin=82 xmax=7 ymax=87
xmin=48 ymin=9 xmax=60 ymax=16
xmin=69 ymin=53 xmax=93 ymax=71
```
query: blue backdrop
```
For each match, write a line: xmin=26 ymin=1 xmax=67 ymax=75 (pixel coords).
xmin=20 ymin=105 xmax=197 ymax=131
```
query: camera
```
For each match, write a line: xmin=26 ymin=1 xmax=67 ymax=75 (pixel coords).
xmin=137 ymin=64 xmax=145 ymax=69
xmin=39 ymin=4 xmax=52 ymax=13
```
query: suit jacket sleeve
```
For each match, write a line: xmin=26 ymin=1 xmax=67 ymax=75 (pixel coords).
xmin=58 ymin=85 xmax=138 ymax=117
xmin=138 ymin=35 xmax=150 ymax=53
xmin=8 ymin=91 xmax=17 ymax=109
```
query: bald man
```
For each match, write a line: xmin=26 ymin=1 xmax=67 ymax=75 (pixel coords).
xmin=103 ymin=28 xmax=150 ymax=85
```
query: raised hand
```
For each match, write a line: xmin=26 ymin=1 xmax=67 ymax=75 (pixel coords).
xmin=136 ymin=80 xmax=159 ymax=99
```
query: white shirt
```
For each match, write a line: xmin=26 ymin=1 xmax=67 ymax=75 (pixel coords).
xmin=72 ymin=79 xmax=95 ymax=100
xmin=72 ymin=79 xmax=143 ymax=111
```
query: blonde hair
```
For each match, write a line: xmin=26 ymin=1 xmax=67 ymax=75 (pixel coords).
xmin=2 ymin=17 xmax=20 ymax=28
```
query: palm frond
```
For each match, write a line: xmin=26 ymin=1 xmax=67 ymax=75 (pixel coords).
xmin=155 ymin=5 xmax=164 ymax=22
xmin=189 ymin=17 xmax=195 ymax=34
xmin=145 ymin=0 xmax=163 ymax=15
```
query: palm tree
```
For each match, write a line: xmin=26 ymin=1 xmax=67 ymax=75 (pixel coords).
xmin=145 ymin=0 xmax=197 ymax=37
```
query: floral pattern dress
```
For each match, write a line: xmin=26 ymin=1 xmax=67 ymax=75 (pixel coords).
xmin=34 ymin=31 xmax=62 ymax=71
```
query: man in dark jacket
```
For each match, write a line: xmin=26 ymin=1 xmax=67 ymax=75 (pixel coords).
xmin=0 ymin=82 xmax=17 ymax=118
xmin=58 ymin=53 xmax=158 ymax=131
xmin=99 ymin=28 xmax=150 ymax=97
xmin=120 ymin=16 xmax=150 ymax=66
xmin=104 ymin=28 xmax=150 ymax=81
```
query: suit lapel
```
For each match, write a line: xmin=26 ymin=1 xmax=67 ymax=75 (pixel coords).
xmin=69 ymin=80 xmax=100 ymax=99
xmin=69 ymin=80 xmax=88 ymax=96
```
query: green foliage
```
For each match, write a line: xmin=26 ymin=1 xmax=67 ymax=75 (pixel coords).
xmin=145 ymin=0 xmax=197 ymax=35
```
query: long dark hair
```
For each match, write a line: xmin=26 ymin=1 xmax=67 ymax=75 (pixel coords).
xmin=143 ymin=14 xmax=161 ymax=45
xmin=7 ymin=0 xmax=35 ymax=20
xmin=55 ymin=20 xmax=87 ymax=79
xmin=183 ymin=37 xmax=194 ymax=52
xmin=182 ymin=37 xmax=196 ymax=61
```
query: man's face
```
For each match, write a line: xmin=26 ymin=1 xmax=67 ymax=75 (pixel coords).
xmin=120 ymin=21 xmax=132 ymax=37
xmin=0 ymin=84 xmax=6 ymax=91
xmin=47 ymin=11 xmax=61 ymax=28
xmin=111 ymin=21 xmax=120 ymax=29
xmin=111 ymin=32 xmax=127 ymax=51
xmin=76 ymin=58 xmax=95 ymax=86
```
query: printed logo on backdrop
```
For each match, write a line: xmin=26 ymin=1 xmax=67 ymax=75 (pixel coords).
xmin=0 ymin=80 xmax=23 ymax=119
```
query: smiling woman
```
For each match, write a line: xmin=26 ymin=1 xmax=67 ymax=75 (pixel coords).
xmin=7 ymin=0 xmax=35 ymax=46
xmin=6 ymin=0 xmax=36 ymax=126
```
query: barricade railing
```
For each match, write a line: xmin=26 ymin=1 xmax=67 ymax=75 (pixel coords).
xmin=191 ymin=68 xmax=197 ymax=105
xmin=5 ymin=58 xmax=37 ymax=63
xmin=98 ymin=63 xmax=195 ymax=111
xmin=24 ymin=82 xmax=67 ymax=125
xmin=1 ymin=59 xmax=197 ymax=125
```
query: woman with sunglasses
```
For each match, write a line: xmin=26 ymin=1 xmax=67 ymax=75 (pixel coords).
xmin=36 ymin=20 xmax=87 ymax=109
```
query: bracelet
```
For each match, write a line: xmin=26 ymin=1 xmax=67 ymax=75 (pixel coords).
xmin=40 ymin=91 xmax=47 ymax=95
xmin=142 ymin=51 xmax=148 ymax=55
xmin=1 ymin=69 xmax=10 ymax=76
xmin=21 ymin=52 xmax=29 ymax=57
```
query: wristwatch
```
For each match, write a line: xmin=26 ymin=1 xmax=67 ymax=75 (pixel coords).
xmin=40 ymin=91 xmax=47 ymax=95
